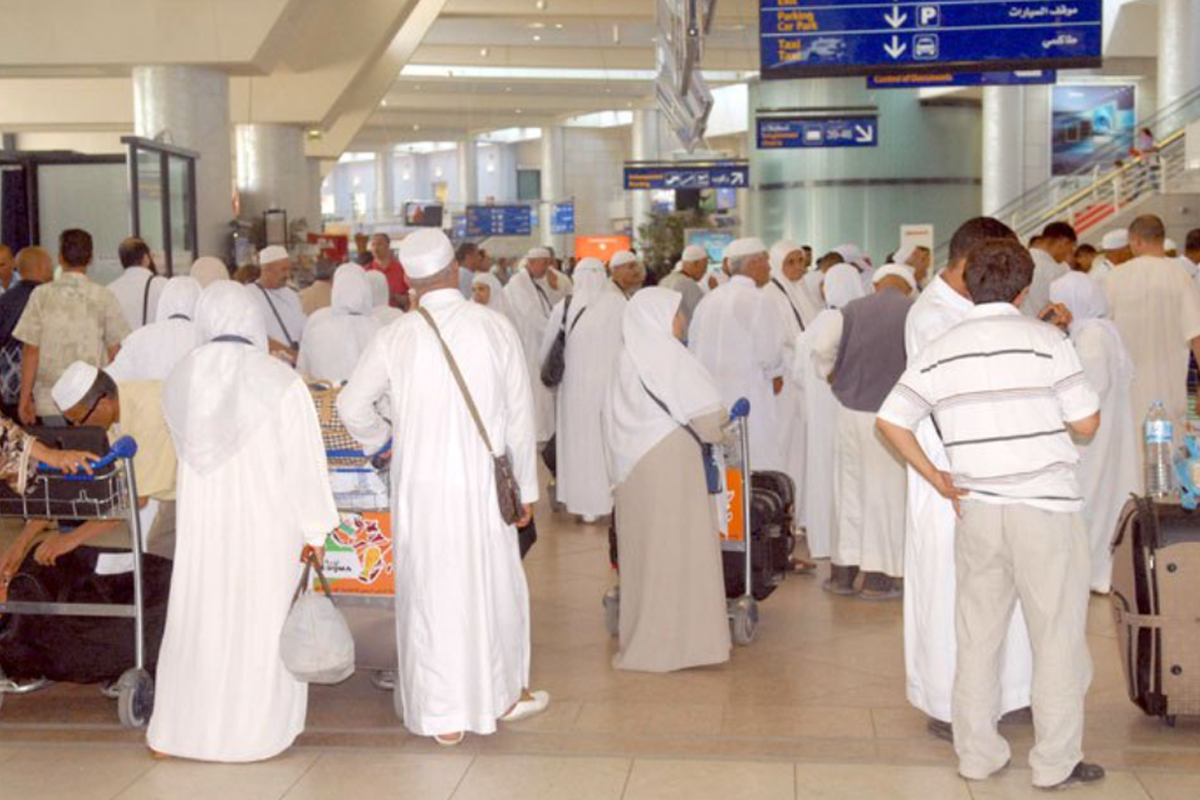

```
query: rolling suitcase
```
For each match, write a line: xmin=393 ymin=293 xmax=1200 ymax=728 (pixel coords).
xmin=723 ymin=471 xmax=796 ymax=601
xmin=1110 ymin=497 xmax=1200 ymax=725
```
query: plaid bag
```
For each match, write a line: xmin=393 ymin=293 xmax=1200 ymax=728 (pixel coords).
xmin=0 ymin=341 xmax=21 ymax=407
xmin=308 ymin=382 xmax=368 ymax=468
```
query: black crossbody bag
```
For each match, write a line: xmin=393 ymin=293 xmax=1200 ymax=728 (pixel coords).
xmin=640 ymin=381 xmax=723 ymax=495
xmin=540 ymin=296 xmax=587 ymax=388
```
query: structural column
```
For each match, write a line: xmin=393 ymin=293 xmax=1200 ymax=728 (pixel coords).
xmin=630 ymin=108 xmax=663 ymax=249
xmin=132 ymin=66 xmax=232 ymax=261
xmin=235 ymin=123 xmax=321 ymax=234
xmin=457 ymin=137 xmax=478 ymax=209
xmin=540 ymin=126 xmax=565 ymax=251
xmin=374 ymin=147 xmax=396 ymax=222
xmin=1159 ymin=0 xmax=1200 ymax=111
xmin=981 ymin=86 xmax=1025 ymax=216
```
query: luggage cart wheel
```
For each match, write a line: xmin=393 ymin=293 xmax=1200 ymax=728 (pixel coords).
xmin=603 ymin=585 xmax=620 ymax=637
xmin=1165 ymin=715 xmax=1178 ymax=728
xmin=117 ymin=668 xmax=154 ymax=729
xmin=729 ymin=597 xmax=759 ymax=646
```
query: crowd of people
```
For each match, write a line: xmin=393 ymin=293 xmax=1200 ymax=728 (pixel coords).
xmin=0 ymin=212 xmax=1196 ymax=789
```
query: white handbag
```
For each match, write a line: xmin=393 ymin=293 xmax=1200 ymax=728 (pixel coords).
xmin=280 ymin=550 xmax=355 ymax=684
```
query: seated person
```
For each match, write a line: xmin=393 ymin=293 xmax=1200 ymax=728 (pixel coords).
xmin=0 ymin=362 xmax=178 ymax=578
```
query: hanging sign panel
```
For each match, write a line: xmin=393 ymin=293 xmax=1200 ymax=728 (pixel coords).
xmin=551 ymin=202 xmax=576 ymax=235
xmin=757 ymin=116 xmax=878 ymax=148
xmin=760 ymin=0 xmax=1103 ymax=79
xmin=623 ymin=162 xmax=749 ymax=191
xmin=466 ymin=205 xmax=533 ymax=237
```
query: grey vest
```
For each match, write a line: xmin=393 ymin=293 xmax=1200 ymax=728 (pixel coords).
xmin=831 ymin=288 xmax=913 ymax=413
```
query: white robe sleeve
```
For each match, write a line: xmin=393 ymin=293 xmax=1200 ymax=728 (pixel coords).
xmin=1075 ymin=328 xmax=1112 ymax=399
xmin=277 ymin=380 xmax=341 ymax=547
xmin=811 ymin=312 xmax=845 ymax=381
xmin=755 ymin=295 xmax=786 ymax=381
xmin=500 ymin=321 xmax=540 ymax=504
xmin=337 ymin=333 xmax=393 ymax=453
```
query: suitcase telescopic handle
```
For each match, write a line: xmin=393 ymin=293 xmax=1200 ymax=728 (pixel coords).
xmin=36 ymin=434 xmax=139 ymax=475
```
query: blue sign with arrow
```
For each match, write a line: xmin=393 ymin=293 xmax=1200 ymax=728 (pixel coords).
xmin=757 ymin=116 xmax=879 ymax=149
xmin=761 ymin=0 xmax=1102 ymax=79
xmin=466 ymin=205 xmax=534 ymax=237
xmin=624 ymin=163 xmax=749 ymax=191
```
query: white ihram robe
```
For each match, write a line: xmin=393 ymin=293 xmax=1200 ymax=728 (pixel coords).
xmin=106 ymin=276 xmax=203 ymax=382
xmin=688 ymin=274 xmax=786 ymax=471
xmin=1050 ymin=272 xmax=1138 ymax=593
xmin=903 ymin=274 xmax=1032 ymax=722
xmin=297 ymin=264 xmax=381 ymax=383
xmin=789 ymin=265 xmax=864 ymax=559
xmin=540 ymin=269 xmax=626 ymax=517
xmin=338 ymin=288 xmax=538 ymax=737
xmin=504 ymin=269 xmax=568 ymax=442
xmin=149 ymin=282 xmax=339 ymax=762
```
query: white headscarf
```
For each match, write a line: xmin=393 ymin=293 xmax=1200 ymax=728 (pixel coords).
xmin=162 ymin=282 xmax=296 ymax=475
xmin=156 ymin=276 xmax=203 ymax=321
xmin=570 ymin=257 xmax=610 ymax=317
xmin=190 ymin=256 xmax=230 ymax=288
xmin=330 ymin=263 xmax=373 ymax=316
xmin=297 ymin=264 xmax=381 ymax=382
xmin=603 ymin=288 xmax=723 ymax=485
xmin=1049 ymin=271 xmax=1133 ymax=375
xmin=823 ymin=263 xmax=866 ymax=309
xmin=472 ymin=272 xmax=514 ymax=321
xmin=769 ymin=239 xmax=815 ymax=319
xmin=801 ymin=269 xmax=825 ymax=310
xmin=365 ymin=270 xmax=390 ymax=309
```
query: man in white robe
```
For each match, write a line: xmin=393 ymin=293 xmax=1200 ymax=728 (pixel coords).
xmin=297 ymin=264 xmax=381 ymax=383
xmin=249 ymin=245 xmax=307 ymax=363
xmin=1023 ymin=222 xmax=1075 ymax=317
xmin=338 ymin=229 xmax=548 ymax=745
xmin=503 ymin=247 xmax=569 ymax=442
xmin=689 ymin=238 xmax=786 ymax=471
xmin=106 ymin=276 xmax=203 ymax=382
xmin=903 ymin=217 xmax=1034 ymax=738
xmin=540 ymin=258 xmax=627 ymax=522
xmin=149 ymin=282 xmax=339 ymax=762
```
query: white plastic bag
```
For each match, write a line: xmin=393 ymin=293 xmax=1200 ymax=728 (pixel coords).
xmin=280 ymin=551 xmax=355 ymax=684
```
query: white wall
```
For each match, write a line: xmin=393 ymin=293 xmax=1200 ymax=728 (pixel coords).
xmin=15 ymin=131 xmax=128 ymax=154
xmin=562 ymin=126 xmax=631 ymax=239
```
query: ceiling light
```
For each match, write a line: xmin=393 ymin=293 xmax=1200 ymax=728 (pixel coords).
xmin=515 ymin=109 xmax=523 ymax=114
xmin=480 ymin=47 xmax=489 ymax=57
xmin=535 ymin=0 xmax=547 ymax=9
xmin=554 ymin=23 xmax=564 ymax=30
xmin=380 ymin=99 xmax=388 ymax=107
xmin=412 ymin=124 xmax=421 ymax=131
xmin=533 ymin=34 xmax=541 ymax=41
xmin=505 ymin=86 xmax=513 ymax=92
xmin=529 ymin=22 xmax=546 ymax=29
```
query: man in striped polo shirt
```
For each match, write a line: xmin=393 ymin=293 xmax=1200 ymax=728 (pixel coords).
xmin=876 ymin=239 xmax=1103 ymax=791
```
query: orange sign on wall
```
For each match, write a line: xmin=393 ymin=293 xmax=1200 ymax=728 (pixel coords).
xmin=575 ymin=235 xmax=631 ymax=265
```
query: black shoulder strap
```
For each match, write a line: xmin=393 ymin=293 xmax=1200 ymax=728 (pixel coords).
xmin=640 ymin=380 xmax=703 ymax=449
xmin=532 ymin=280 xmax=552 ymax=314
xmin=141 ymin=273 xmax=158 ymax=326
xmin=256 ymin=284 xmax=298 ymax=350
xmin=771 ymin=278 xmax=806 ymax=331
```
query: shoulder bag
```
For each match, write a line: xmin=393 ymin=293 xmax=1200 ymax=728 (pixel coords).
xmin=641 ymin=381 xmax=723 ymax=495
xmin=540 ymin=296 xmax=586 ymax=388
xmin=280 ymin=548 xmax=355 ymax=684
xmin=417 ymin=307 xmax=524 ymax=526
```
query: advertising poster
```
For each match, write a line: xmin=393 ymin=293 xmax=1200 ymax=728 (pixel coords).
xmin=1051 ymin=84 xmax=1136 ymax=174
xmin=320 ymin=511 xmax=393 ymax=597
xmin=575 ymin=235 xmax=631 ymax=264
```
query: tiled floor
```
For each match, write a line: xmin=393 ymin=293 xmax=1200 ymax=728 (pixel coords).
xmin=3 ymin=503 xmax=1200 ymax=798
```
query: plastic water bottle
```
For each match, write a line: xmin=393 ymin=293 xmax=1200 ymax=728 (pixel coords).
xmin=1144 ymin=402 xmax=1176 ymax=499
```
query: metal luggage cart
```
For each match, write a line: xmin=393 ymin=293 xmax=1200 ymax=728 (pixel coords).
xmin=603 ymin=398 xmax=759 ymax=646
xmin=0 ymin=436 xmax=154 ymax=728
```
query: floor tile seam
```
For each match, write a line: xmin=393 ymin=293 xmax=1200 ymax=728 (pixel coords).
xmin=616 ymin=757 xmax=635 ymax=800
xmin=104 ymin=749 xmax=159 ymax=800
xmin=442 ymin=753 xmax=478 ymax=800
xmin=275 ymin=751 xmax=327 ymax=800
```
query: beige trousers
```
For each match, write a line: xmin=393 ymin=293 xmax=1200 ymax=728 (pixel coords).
xmin=952 ymin=502 xmax=1092 ymax=787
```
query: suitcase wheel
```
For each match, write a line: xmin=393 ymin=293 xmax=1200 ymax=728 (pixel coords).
xmin=602 ymin=586 xmax=620 ymax=638
xmin=729 ymin=596 xmax=759 ymax=646
xmin=117 ymin=668 xmax=154 ymax=729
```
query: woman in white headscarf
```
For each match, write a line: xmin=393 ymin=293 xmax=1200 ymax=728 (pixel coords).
xmin=190 ymin=256 xmax=230 ymax=288
xmin=150 ymin=282 xmax=338 ymax=762
xmin=602 ymin=287 xmax=731 ymax=672
xmin=297 ymin=263 xmax=382 ymax=383
xmin=1049 ymin=271 xmax=1137 ymax=593
xmin=106 ymin=276 xmax=204 ymax=382
xmin=366 ymin=269 xmax=404 ymax=326
xmin=471 ymin=271 xmax=515 ymax=322
xmin=790 ymin=263 xmax=866 ymax=562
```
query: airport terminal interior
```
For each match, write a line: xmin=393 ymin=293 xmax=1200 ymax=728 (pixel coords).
xmin=2 ymin=0 xmax=1200 ymax=798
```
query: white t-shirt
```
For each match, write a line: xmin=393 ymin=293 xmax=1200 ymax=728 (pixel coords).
xmin=108 ymin=266 xmax=166 ymax=330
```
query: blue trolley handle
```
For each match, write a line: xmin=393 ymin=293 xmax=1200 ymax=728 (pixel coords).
xmin=36 ymin=435 xmax=139 ymax=478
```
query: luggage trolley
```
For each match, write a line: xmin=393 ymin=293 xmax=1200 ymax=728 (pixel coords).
xmin=0 ymin=434 xmax=154 ymax=728
xmin=604 ymin=398 xmax=762 ymax=646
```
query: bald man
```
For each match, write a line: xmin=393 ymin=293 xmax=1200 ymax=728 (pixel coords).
xmin=0 ymin=246 xmax=53 ymax=418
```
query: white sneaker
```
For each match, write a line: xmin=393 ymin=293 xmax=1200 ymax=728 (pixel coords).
xmin=500 ymin=690 xmax=550 ymax=723
xmin=582 ymin=515 xmax=598 ymax=524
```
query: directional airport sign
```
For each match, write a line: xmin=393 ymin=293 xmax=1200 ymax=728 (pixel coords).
xmin=466 ymin=204 xmax=534 ymax=237
xmin=760 ymin=0 xmax=1102 ymax=79
xmin=757 ymin=116 xmax=879 ymax=149
xmin=551 ymin=202 xmax=575 ymax=235
xmin=623 ymin=162 xmax=750 ymax=191
xmin=867 ymin=69 xmax=1057 ymax=89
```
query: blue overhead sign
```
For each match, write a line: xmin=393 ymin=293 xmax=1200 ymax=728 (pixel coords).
xmin=867 ymin=69 xmax=1057 ymax=89
xmin=551 ymin=202 xmax=575 ymax=234
xmin=760 ymin=1 xmax=1103 ymax=79
xmin=466 ymin=205 xmax=533 ymax=237
xmin=624 ymin=162 xmax=749 ymax=190
xmin=757 ymin=116 xmax=878 ymax=149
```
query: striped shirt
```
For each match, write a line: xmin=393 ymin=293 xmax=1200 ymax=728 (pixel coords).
xmin=878 ymin=303 xmax=1100 ymax=512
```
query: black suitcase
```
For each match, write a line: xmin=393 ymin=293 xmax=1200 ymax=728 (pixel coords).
xmin=0 ymin=546 xmax=172 ymax=683
xmin=0 ymin=426 xmax=121 ymax=518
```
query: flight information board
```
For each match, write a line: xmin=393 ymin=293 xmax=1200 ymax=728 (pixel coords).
xmin=757 ymin=116 xmax=878 ymax=149
xmin=465 ymin=205 xmax=533 ymax=237
xmin=760 ymin=0 xmax=1102 ymax=79
xmin=551 ymin=202 xmax=575 ymax=234
xmin=623 ymin=163 xmax=749 ymax=190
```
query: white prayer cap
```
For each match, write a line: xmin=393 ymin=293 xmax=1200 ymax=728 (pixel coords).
xmin=610 ymin=251 xmax=639 ymax=269
xmin=872 ymin=263 xmax=918 ymax=293
xmin=682 ymin=244 xmax=708 ymax=263
xmin=724 ymin=237 xmax=767 ymax=261
xmin=893 ymin=242 xmax=918 ymax=265
xmin=52 ymin=361 xmax=100 ymax=413
xmin=400 ymin=228 xmax=455 ymax=279
xmin=1101 ymin=229 xmax=1129 ymax=250
xmin=258 ymin=245 xmax=289 ymax=265
xmin=527 ymin=247 xmax=552 ymax=260
xmin=1166 ymin=238 xmax=1178 ymax=252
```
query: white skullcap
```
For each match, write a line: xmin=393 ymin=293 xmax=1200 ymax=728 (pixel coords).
xmin=52 ymin=361 xmax=100 ymax=413
xmin=724 ymin=237 xmax=768 ymax=260
xmin=400 ymin=228 xmax=455 ymax=279
xmin=872 ymin=263 xmax=918 ymax=292
xmin=682 ymin=244 xmax=709 ymax=263
xmin=1101 ymin=229 xmax=1129 ymax=250
xmin=1166 ymin=238 xmax=1178 ymax=251
xmin=610 ymin=251 xmax=638 ymax=269
xmin=893 ymin=243 xmax=918 ymax=265
xmin=258 ymin=245 xmax=289 ymax=265
xmin=527 ymin=247 xmax=552 ymax=260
